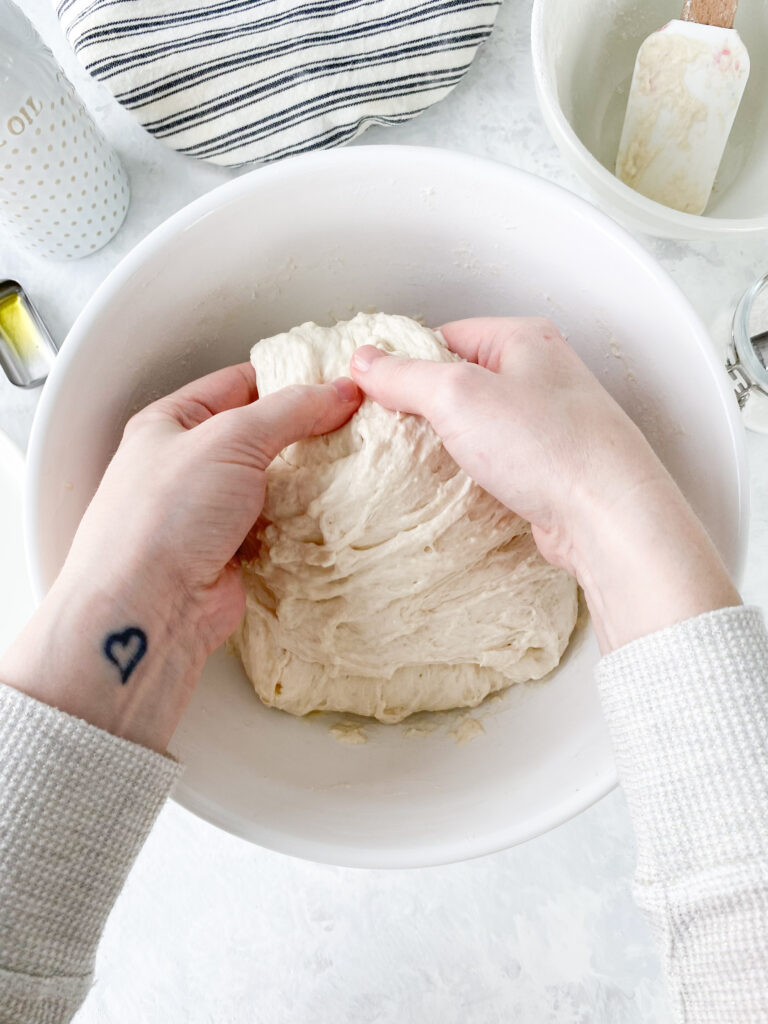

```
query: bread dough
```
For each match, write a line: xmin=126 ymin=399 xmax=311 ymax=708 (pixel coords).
xmin=232 ymin=313 xmax=578 ymax=723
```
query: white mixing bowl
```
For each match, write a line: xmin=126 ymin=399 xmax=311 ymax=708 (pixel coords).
xmin=26 ymin=147 xmax=747 ymax=867
xmin=532 ymin=0 xmax=768 ymax=239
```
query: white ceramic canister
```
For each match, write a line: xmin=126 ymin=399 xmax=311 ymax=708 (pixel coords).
xmin=0 ymin=1 xmax=129 ymax=260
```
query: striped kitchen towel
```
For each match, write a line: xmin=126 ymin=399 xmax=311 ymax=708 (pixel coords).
xmin=57 ymin=0 xmax=502 ymax=167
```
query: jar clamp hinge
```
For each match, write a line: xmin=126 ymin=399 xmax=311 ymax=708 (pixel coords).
xmin=727 ymin=329 xmax=768 ymax=410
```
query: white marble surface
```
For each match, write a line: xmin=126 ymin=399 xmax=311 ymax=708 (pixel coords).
xmin=2 ymin=2 xmax=767 ymax=1022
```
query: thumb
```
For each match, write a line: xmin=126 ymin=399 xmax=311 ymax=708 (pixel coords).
xmin=350 ymin=346 xmax=446 ymax=417
xmin=227 ymin=378 xmax=361 ymax=468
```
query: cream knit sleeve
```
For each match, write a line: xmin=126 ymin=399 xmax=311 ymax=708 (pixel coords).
xmin=597 ymin=605 xmax=768 ymax=1023
xmin=0 ymin=683 xmax=181 ymax=1024
xmin=1 ymin=610 xmax=766 ymax=1024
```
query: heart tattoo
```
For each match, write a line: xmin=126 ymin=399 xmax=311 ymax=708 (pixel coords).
xmin=103 ymin=627 xmax=148 ymax=684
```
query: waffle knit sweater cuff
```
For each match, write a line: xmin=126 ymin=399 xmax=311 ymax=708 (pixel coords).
xmin=0 ymin=683 xmax=182 ymax=1024
xmin=597 ymin=605 xmax=768 ymax=1023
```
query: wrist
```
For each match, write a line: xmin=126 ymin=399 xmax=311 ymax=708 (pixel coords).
xmin=566 ymin=473 xmax=740 ymax=653
xmin=0 ymin=565 xmax=207 ymax=753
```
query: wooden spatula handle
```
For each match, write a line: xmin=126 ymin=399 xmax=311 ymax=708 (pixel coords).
xmin=681 ymin=0 xmax=738 ymax=28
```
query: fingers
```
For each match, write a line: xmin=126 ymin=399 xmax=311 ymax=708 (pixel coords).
xmin=143 ymin=363 xmax=259 ymax=430
xmin=350 ymin=346 xmax=453 ymax=417
xmin=225 ymin=377 xmax=362 ymax=468
xmin=439 ymin=317 xmax=563 ymax=371
xmin=350 ymin=318 xmax=564 ymax=417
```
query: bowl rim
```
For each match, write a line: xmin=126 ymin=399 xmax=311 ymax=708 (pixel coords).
xmin=530 ymin=0 xmax=768 ymax=238
xmin=24 ymin=145 xmax=750 ymax=865
xmin=171 ymin=761 xmax=619 ymax=869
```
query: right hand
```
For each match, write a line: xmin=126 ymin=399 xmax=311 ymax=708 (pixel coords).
xmin=350 ymin=317 xmax=740 ymax=652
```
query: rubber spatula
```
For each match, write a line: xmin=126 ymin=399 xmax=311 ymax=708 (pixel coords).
xmin=615 ymin=0 xmax=749 ymax=214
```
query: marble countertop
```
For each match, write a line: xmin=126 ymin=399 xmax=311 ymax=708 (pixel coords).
xmin=3 ymin=2 xmax=767 ymax=1022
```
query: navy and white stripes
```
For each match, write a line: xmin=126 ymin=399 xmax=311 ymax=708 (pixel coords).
xmin=58 ymin=0 xmax=501 ymax=166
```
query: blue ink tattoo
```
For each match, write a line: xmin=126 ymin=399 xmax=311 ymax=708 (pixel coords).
xmin=103 ymin=627 xmax=148 ymax=684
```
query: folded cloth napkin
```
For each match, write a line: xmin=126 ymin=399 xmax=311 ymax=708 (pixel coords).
xmin=57 ymin=0 xmax=501 ymax=166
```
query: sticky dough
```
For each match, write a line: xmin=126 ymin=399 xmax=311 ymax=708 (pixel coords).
xmin=232 ymin=313 xmax=578 ymax=723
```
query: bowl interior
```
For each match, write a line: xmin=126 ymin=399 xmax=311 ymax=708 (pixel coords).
xmin=27 ymin=148 xmax=746 ymax=866
xmin=537 ymin=0 xmax=768 ymax=222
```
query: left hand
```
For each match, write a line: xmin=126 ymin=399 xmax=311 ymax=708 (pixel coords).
xmin=0 ymin=364 xmax=361 ymax=752
xmin=64 ymin=364 xmax=361 ymax=651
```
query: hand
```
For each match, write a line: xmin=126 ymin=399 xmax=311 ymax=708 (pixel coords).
xmin=63 ymin=365 xmax=361 ymax=650
xmin=350 ymin=317 xmax=740 ymax=652
xmin=0 ymin=365 xmax=361 ymax=751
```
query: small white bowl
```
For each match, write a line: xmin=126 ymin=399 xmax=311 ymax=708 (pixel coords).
xmin=532 ymin=0 xmax=768 ymax=239
xmin=26 ymin=147 xmax=747 ymax=867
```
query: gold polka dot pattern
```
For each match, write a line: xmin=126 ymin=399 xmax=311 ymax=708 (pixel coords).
xmin=1 ymin=10 xmax=130 ymax=261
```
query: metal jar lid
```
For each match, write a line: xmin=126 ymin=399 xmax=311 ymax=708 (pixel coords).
xmin=726 ymin=272 xmax=768 ymax=410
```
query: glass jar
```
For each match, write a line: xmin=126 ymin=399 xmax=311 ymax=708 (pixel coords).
xmin=0 ymin=0 xmax=129 ymax=259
